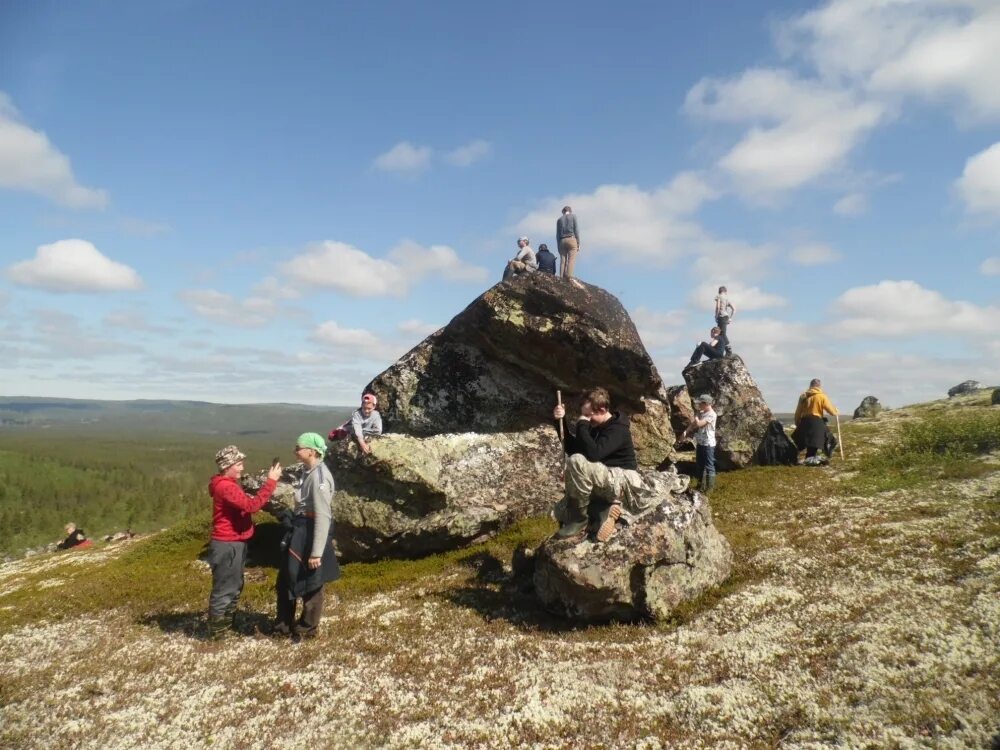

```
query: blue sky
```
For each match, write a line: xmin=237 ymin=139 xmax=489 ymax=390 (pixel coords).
xmin=2 ymin=0 xmax=998 ymax=412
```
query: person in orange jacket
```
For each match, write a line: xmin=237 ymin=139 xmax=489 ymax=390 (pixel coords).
xmin=793 ymin=379 xmax=839 ymax=465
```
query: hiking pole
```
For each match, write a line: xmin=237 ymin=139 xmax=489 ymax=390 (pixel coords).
xmin=556 ymin=390 xmax=563 ymax=442
xmin=835 ymin=413 xmax=845 ymax=460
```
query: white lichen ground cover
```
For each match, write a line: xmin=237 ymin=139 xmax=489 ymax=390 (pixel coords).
xmin=1 ymin=408 xmax=998 ymax=749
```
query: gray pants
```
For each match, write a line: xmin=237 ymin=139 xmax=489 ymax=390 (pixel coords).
xmin=208 ymin=539 xmax=247 ymax=617
xmin=554 ymin=453 xmax=646 ymax=522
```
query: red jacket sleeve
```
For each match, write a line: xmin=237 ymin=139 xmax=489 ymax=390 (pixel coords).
xmin=216 ymin=478 xmax=276 ymax=514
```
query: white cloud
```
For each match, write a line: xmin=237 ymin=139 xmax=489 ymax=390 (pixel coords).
xmin=7 ymin=239 xmax=143 ymax=292
xmin=397 ymin=318 xmax=442 ymax=338
xmin=515 ymin=172 xmax=721 ymax=267
xmin=689 ymin=281 xmax=786 ymax=312
xmin=831 ymin=280 xmax=999 ymax=337
xmin=631 ymin=307 xmax=688 ymax=350
xmin=789 ymin=242 xmax=841 ymax=266
xmin=980 ymin=257 xmax=1000 ymax=275
xmin=310 ymin=320 xmax=408 ymax=366
xmin=280 ymin=240 xmax=487 ymax=298
xmin=445 ymin=139 xmax=492 ymax=167
xmin=690 ymin=238 xmax=776 ymax=282
xmin=686 ymin=69 xmax=886 ymax=195
xmin=373 ymin=141 xmax=432 ymax=173
xmin=833 ymin=192 xmax=868 ymax=216
xmin=178 ymin=289 xmax=281 ymax=328
xmin=955 ymin=141 xmax=1000 ymax=218
xmin=0 ymin=93 xmax=108 ymax=208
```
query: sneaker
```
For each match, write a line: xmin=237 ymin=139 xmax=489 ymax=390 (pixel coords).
xmin=595 ymin=503 xmax=622 ymax=543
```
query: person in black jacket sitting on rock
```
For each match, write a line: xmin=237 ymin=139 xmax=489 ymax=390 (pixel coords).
xmin=536 ymin=243 xmax=557 ymax=275
xmin=552 ymin=387 xmax=641 ymax=543
xmin=56 ymin=522 xmax=91 ymax=550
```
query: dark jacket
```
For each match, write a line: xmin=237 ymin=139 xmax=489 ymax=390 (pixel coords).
xmin=558 ymin=411 xmax=637 ymax=470
xmin=281 ymin=515 xmax=340 ymax=599
xmin=536 ymin=247 xmax=557 ymax=274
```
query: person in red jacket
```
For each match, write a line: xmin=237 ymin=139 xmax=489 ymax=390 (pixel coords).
xmin=207 ymin=444 xmax=282 ymax=640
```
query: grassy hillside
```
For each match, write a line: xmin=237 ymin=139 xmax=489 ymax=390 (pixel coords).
xmin=0 ymin=392 xmax=997 ymax=748
xmin=0 ymin=402 xmax=352 ymax=557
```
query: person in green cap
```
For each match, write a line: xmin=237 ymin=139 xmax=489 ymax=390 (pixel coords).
xmin=272 ymin=432 xmax=341 ymax=639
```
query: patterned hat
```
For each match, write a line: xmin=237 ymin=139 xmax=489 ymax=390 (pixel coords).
xmin=694 ymin=394 xmax=714 ymax=405
xmin=215 ymin=445 xmax=246 ymax=470
xmin=362 ymin=393 xmax=377 ymax=405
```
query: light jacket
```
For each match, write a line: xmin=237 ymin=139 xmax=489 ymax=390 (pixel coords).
xmin=794 ymin=387 xmax=838 ymax=423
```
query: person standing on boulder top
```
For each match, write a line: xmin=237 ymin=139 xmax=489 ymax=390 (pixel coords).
xmin=272 ymin=432 xmax=340 ymax=640
xmin=552 ymin=387 xmax=640 ymax=543
xmin=714 ymin=286 xmax=735 ymax=356
xmin=208 ymin=445 xmax=281 ymax=640
xmin=556 ymin=206 xmax=580 ymax=279
xmin=793 ymin=379 xmax=839 ymax=465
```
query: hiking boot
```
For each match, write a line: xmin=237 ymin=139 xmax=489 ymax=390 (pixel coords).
xmin=268 ymin=621 xmax=293 ymax=638
xmin=703 ymin=472 xmax=716 ymax=494
xmin=207 ymin=615 xmax=235 ymax=641
xmin=556 ymin=517 xmax=589 ymax=537
xmin=595 ymin=503 xmax=622 ymax=543
xmin=555 ymin=496 xmax=588 ymax=537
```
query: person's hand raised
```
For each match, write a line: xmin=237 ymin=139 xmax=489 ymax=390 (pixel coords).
xmin=267 ymin=464 xmax=282 ymax=482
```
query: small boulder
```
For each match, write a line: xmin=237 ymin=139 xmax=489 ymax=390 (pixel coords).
xmin=682 ymin=355 xmax=774 ymax=469
xmin=665 ymin=384 xmax=694 ymax=446
xmin=853 ymin=396 xmax=884 ymax=419
xmin=992 ymin=388 xmax=1000 ymax=406
xmin=532 ymin=485 xmax=732 ymax=623
xmin=948 ymin=380 xmax=982 ymax=397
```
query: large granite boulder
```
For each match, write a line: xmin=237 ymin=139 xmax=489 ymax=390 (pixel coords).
xmin=531 ymin=485 xmax=732 ymax=623
xmin=366 ymin=273 xmax=675 ymax=467
xmin=853 ymin=396 xmax=884 ymax=419
xmin=665 ymin=384 xmax=694 ymax=446
xmin=948 ymin=380 xmax=982 ymax=397
xmin=681 ymin=355 xmax=773 ymax=470
xmin=249 ymin=428 xmax=563 ymax=561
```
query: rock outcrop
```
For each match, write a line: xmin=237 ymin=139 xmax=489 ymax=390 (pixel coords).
xmin=992 ymin=388 xmax=1000 ymax=406
xmin=665 ymin=384 xmax=694 ymax=447
xmin=853 ymin=396 xmax=884 ymax=419
xmin=366 ymin=273 xmax=675 ymax=467
xmin=681 ymin=355 xmax=774 ymax=470
xmin=530 ymin=485 xmax=732 ymax=623
xmin=948 ymin=380 xmax=982 ymax=397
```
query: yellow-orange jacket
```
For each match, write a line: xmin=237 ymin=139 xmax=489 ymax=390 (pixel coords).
xmin=794 ymin=387 xmax=838 ymax=423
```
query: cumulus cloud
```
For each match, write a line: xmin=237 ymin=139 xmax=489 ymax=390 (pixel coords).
xmin=373 ymin=141 xmax=432 ymax=173
xmin=445 ymin=139 xmax=492 ymax=167
xmin=955 ymin=141 xmax=1000 ymax=218
xmin=7 ymin=239 xmax=143 ymax=293
xmin=0 ymin=93 xmax=108 ymax=208
xmin=310 ymin=320 xmax=409 ymax=366
xmin=280 ymin=240 xmax=487 ymax=298
xmin=514 ymin=172 xmax=721 ymax=267
xmin=689 ymin=281 xmax=786 ymax=312
xmin=980 ymin=257 xmax=1000 ymax=275
xmin=789 ymin=242 xmax=841 ymax=266
xmin=631 ymin=307 xmax=688 ymax=350
xmin=833 ymin=192 xmax=868 ymax=216
xmin=178 ymin=289 xmax=282 ymax=328
xmin=685 ymin=69 xmax=886 ymax=194
xmin=831 ymin=280 xmax=999 ymax=337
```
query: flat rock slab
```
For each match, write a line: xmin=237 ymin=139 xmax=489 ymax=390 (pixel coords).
xmin=532 ymin=488 xmax=732 ymax=623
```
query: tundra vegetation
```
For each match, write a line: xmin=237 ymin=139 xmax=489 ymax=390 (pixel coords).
xmin=1 ymin=392 xmax=998 ymax=749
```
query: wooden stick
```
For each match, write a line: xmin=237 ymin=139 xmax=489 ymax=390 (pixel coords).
xmin=556 ymin=390 xmax=563 ymax=441
xmin=835 ymin=413 xmax=845 ymax=460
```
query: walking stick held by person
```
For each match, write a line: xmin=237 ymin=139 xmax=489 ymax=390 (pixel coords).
xmin=836 ymin=413 xmax=845 ymax=460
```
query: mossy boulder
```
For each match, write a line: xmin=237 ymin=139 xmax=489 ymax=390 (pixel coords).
xmin=366 ymin=273 xmax=676 ymax=467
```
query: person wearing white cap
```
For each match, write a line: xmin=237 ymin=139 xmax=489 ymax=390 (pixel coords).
xmin=502 ymin=236 xmax=538 ymax=281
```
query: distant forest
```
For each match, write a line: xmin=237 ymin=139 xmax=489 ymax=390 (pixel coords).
xmin=0 ymin=399 xmax=352 ymax=557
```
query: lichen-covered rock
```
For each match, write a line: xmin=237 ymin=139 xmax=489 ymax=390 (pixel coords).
xmin=532 ymin=488 xmax=731 ymax=622
xmin=325 ymin=429 xmax=564 ymax=561
xmin=367 ymin=273 xmax=675 ymax=466
xmin=665 ymin=384 xmax=694 ymax=447
xmin=948 ymin=380 xmax=982 ymax=397
xmin=682 ymin=355 xmax=773 ymax=470
xmin=853 ymin=396 xmax=884 ymax=419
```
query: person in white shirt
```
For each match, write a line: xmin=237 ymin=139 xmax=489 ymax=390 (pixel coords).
xmin=502 ymin=236 xmax=538 ymax=281
xmin=714 ymin=286 xmax=736 ymax=356
xmin=682 ymin=394 xmax=717 ymax=494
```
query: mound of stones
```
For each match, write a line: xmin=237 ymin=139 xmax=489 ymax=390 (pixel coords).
xmin=853 ymin=395 xmax=884 ymax=419
xmin=682 ymin=355 xmax=795 ymax=470
xmin=527 ymin=473 xmax=732 ymax=622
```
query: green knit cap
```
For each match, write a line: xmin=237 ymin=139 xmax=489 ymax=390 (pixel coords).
xmin=296 ymin=432 xmax=327 ymax=457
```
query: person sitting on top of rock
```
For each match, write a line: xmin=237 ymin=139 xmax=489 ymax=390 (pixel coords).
xmin=329 ymin=393 xmax=383 ymax=454
xmin=684 ymin=325 xmax=729 ymax=371
xmin=56 ymin=522 xmax=92 ymax=550
xmin=793 ymin=378 xmax=839 ymax=466
xmin=502 ymin=236 xmax=538 ymax=281
xmin=552 ymin=387 xmax=640 ymax=543
xmin=536 ymin=243 xmax=557 ymax=275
